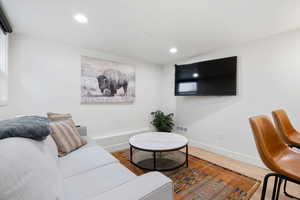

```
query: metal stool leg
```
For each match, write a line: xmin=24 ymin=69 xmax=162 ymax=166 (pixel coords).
xmin=261 ymin=173 xmax=272 ymax=200
xmin=271 ymin=176 xmax=279 ymax=200
xmin=275 ymin=178 xmax=283 ymax=200
xmin=283 ymin=180 xmax=300 ymax=200
xmin=261 ymin=173 xmax=300 ymax=200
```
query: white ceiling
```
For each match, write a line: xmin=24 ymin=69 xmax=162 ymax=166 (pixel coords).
xmin=2 ymin=0 xmax=300 ymax=64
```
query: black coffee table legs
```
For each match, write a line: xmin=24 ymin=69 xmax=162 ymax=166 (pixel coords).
xmin=130 ymin=145 xmax=133 ymax=163
xmin=186 ymin=145 xmax=189 ymax=168
xmin=129 ymin=145 xmax=189 ymax=171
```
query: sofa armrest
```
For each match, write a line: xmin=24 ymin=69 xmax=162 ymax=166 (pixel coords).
xmin=76 ymin=126 xmax=87 ymax=136
xmin=92 ymin=172 xmax=173 ymax=200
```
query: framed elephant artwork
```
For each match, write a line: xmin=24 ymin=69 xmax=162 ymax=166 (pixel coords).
xmin=81 ymin=56 xmax=135 ymax=103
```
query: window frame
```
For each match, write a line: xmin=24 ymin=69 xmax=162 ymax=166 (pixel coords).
xmin=0 ymin=31 xmax=8 ymax=106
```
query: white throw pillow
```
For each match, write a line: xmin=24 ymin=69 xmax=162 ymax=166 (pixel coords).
xmin=0 ymin=137 xmax=64 ymax=200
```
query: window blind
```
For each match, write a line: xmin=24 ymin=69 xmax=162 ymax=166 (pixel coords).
xmin=0 ymin=31 xmax=8 ymax=105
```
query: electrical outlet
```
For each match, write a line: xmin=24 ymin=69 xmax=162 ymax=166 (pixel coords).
xmin=176 ymin=126 xmax=188 ymax=132
xmin=176 ymin=126 xmax=182 ymax=131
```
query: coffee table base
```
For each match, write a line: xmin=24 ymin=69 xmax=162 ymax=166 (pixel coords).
xmin=130 ymin=145 xmax=188 ymax=171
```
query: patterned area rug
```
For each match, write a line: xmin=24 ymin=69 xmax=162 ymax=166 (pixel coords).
xmin=112 ymin=149 xmax=260 ymax=200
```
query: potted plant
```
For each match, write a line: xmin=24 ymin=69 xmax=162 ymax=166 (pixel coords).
xmin=150 ymin=110 xmax=174 ymax=132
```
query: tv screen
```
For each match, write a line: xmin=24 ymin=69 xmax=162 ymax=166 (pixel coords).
xmin=175 ymin=56 xmax=237 ymax=96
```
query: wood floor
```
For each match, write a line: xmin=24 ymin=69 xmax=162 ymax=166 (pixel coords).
xmin=189 ymin=146 xmax=300 ymax=199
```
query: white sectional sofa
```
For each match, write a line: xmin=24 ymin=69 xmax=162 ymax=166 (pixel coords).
xmin=0 ymin=133 xmax=173 ymax=200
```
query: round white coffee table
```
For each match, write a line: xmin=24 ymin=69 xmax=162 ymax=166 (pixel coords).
xmin=129 ymin=132 xmax=188 ymax=171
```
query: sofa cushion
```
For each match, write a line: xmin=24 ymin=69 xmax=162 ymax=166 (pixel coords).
xmin=59 ymin=145 xmax=118 ymax=178
xmin=80 ymin=136 xmax=97 ymax=148
xmin=91 ymin=172 xmax=173 ymax=200
xmin=45 ymin=135 xmax=59 ymax=159
xmin=0 ymin=137 xmax=64 ymax=200
xmin=50 ymin=119 xmax=87 ymax=156
xmin=63 ymin=163 xmax=136 ymax=200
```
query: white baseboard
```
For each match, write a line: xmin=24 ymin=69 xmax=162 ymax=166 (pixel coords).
xmin=189 ymin=139 xmax=266 ymax=168
xmin=92 ymin=128 xmax=152 ymax=152
xmin=102 ymin=142 xmax=130 ymax=152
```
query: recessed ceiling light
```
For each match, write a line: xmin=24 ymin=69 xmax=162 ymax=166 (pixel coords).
xmin=193 ymin=73 xmax=199 ymax=78
xmin=169 ymin=47 xmax=178 ymax=54
xmin=73 ymin=13 xmax=88 ymax=24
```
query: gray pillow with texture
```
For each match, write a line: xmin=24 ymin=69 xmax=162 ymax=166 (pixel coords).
xmin=0 ymin=116 xmax=51 ymax=141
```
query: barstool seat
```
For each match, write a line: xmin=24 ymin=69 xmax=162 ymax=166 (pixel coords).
xmin=249 ymin=115 xmax=300 ymax=200
xmin=272 ymin=109 xmax=300 ymax=148
xmin=275 ymin=149 xmax=300 ymax=181
xmin=289 ymin=134 xmax=300 ymax=147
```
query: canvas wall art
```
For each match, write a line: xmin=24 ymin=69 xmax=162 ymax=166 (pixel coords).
xmin=81 ymin=56 xmax=135 ymax=103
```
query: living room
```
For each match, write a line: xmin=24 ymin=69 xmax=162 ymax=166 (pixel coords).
xmin=1 ymin=1 xmax=300 ymax=200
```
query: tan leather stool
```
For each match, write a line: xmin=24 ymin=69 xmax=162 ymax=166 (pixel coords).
xmin=272 ymin=109 xmax=300 ymax=148
xmin=249 ymin=115 xmax=300 ymax=200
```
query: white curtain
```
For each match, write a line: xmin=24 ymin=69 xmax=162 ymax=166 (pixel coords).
xmin=0 ymin=31 xmax=8 ymax=106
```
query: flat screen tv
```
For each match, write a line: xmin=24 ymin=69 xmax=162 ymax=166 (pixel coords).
xmin=175 ymin=56 xmax=237 ymax=96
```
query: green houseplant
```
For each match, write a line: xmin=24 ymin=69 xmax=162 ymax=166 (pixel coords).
xmin=150 ymin=110 xmax=174 ymax=132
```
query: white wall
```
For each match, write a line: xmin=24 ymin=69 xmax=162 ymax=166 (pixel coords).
xmin=8 ymin=34 xmax=163 ymax=139
xmin=163 ymin=29 xmax=300 ymax=167
xmin=7 ymin=29 xmax=300 ymax=166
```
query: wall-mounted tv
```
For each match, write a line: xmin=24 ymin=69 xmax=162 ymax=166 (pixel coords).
xmin=175 ymin=56 xmax=237 ymax=96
